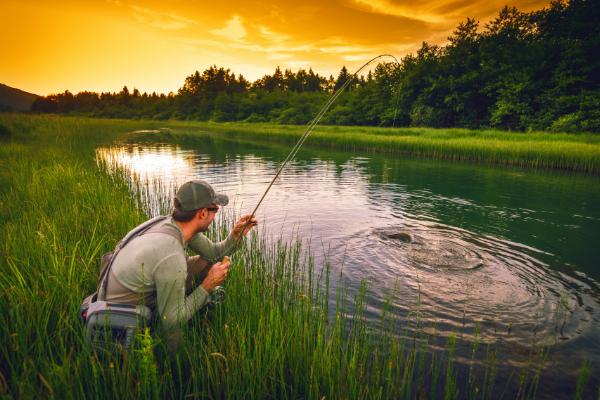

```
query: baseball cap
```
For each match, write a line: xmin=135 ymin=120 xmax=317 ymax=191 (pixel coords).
xmin=174 ymin=180 xmax=229 ymax=211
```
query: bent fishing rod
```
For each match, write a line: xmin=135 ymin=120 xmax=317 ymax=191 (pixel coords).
xmin=237 ymin=54 xmax=400 ymax=236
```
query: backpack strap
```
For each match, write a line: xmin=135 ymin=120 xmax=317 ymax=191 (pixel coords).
xmin=144 ymin=223 xmax=184 ymax=247
xmin=98 ymin=216 xmax=170 ymax=300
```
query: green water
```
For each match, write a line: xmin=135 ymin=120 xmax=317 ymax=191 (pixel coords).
xmin=99 ymin=132 xmax=600 ymax=397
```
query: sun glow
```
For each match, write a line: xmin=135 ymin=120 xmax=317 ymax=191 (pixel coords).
xmin=2 ymin=0 xmax=551 ymax=96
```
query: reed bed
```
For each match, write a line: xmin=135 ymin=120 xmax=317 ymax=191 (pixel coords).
xmin=0 ymin=114 xmax=595 ymax=398
xmin=169 ymin=122 xmax=600 ymax=175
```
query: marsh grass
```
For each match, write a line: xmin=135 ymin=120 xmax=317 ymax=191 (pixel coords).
xmin=0 ymin=114 xmax=595 ymax=398
xmin=167 ymin=121 xmax=600 ymax=174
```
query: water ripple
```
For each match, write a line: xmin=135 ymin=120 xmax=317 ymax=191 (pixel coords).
xmin=336 ymin=218 xmax=598 ymax=345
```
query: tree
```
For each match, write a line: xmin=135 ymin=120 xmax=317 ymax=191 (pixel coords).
xmin=334 ymin=66 xmax=352 ymax=91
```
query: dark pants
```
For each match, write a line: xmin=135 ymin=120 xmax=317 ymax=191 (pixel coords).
xmin=185 ymin=255 xmax=212 ymax=294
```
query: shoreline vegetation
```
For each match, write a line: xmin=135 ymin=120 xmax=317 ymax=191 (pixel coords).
xmin=7 ymin=113 xmax=598 ymax=174
xmin=172 ymin=121 xmax=600 ymax=175
xmin=0 ymin=114 xmax=597 ymax=398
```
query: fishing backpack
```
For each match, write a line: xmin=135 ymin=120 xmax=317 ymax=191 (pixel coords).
xmin=80 ymin=215 xmax=182 ymax=353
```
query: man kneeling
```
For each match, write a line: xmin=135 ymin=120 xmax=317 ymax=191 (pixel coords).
xmin=100 ymin=180 xmax=257 ymax=332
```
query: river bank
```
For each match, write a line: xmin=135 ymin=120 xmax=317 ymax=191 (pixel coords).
xmin=164 ymin=120 xmax=600 ymax=175
xmin=4 ymin=114 xmax=600 ymax=174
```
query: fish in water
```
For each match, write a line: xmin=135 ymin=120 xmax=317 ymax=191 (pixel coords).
xmin=375 ymin=227 xmax=484 ymax=271
xmin=375 ymin=228 xmax=414 ymax=243
xmin=383 ymin=231 xmax=413 ymax=243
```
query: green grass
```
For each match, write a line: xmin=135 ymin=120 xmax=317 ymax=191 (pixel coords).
xmin=8 ymin=114 xmax=600 ymax=174
xmin=169 ymin=121 xmax=600 ymax=174
xmin=0 ymin=113 xmax=596 ymax=398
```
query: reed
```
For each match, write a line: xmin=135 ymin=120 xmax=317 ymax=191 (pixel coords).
xmin=0 ymin=113 xmax=594 ymax=398
xmin=170 ymin=122 xmax=600 ymax=175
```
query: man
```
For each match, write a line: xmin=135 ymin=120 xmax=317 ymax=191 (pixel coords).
xmin=101 ymin=180 xmax=257 ymax=329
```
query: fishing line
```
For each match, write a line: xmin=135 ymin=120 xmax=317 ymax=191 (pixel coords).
xmin=242 ymin=54 xmax=400 ymax=229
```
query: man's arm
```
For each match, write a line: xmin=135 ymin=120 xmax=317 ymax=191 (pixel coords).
xmin=153 ymin=253 xmax=210 ymax=328
xmin=187 ymin=232 xmax=238 ymax=261
xmin=187 ymin=215 xmax=258 ymax=260
xmin=153 ymin=253 xmax=231 ymax=328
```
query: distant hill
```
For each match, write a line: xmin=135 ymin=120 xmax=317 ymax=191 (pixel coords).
xmin=0 ymin=83 xmax=40 ymax=112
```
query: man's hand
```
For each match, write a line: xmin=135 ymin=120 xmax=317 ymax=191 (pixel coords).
xmin=201 ymin=257 xmax=230 ymax=293
xmin=232 ymin=215 xmax=258 ymax=239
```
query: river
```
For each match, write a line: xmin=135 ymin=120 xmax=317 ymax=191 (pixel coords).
xmin=97 ymin=131 xmax=600 ymax=398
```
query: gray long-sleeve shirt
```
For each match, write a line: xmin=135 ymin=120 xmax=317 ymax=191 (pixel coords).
xmin=106 ymin=216 xmax=238 ymax=328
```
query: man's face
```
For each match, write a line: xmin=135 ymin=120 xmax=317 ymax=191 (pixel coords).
xmin=197 ymin=204 xmax=219 ymax=232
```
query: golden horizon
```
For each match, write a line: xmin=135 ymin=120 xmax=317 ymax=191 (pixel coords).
xmin=2 ymin=0 xmax=550 ymax=96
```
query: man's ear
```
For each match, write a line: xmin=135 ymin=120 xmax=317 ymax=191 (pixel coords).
xmin=196 ymin=208 xmax=205 ymax=221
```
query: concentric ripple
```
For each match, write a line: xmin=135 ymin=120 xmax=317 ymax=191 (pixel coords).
xmin=375 ymin=227 xmax=484 ymax=271
xmin=340 ymin=218 xmax=598 ymax=344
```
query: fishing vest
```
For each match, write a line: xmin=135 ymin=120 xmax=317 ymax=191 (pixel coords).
xmin=79 ymin=216 xmax=181 ymax=353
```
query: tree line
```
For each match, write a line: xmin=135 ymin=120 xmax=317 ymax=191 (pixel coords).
xmin=31 ymin=0 xmax=599 ymax=132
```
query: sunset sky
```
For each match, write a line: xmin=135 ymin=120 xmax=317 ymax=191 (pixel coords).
xmin=2 ymin=0 xmax=550 ymax=96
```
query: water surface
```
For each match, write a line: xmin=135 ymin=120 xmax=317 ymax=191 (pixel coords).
xmin=97 ymin=133 xmax=600 ymax=397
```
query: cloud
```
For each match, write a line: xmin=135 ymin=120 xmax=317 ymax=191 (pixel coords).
xmin=349 ymin=0 xmax=549 ymax=28
xmin=258 ymin=26 xmax=291 ymax=43
xmin=132 ymin=6 xmax=196 ymax=30
xmin=342 ymin=53 xmax=377 ymax=62
xmin=350 ymin=0 xmax=446 ymax=23
xmin=109 ymin=2 xmax=196 ymax=30
xmin=317 ymin=44 xmax=373 ymax=54
xmin=268 ymin=53 xmax=293 ymax=60
xmin=210 ymin=15 xmax=247 ymax=41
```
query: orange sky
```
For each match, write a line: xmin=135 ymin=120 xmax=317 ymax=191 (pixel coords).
xmin=2 ymin=0 xmax=550 ymax=96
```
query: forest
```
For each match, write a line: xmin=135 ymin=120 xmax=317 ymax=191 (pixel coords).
xmin=30 ymin=0 xmax=599 ymax=133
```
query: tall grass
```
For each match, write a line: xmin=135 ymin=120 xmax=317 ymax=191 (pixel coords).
xmin=169 ymin=121 xmax=600 ymax=174
xmin=0 ymin=114 xmax=595 ymax=398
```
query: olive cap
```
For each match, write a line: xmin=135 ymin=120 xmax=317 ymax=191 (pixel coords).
xmin=174 ymin=180 xmax=229 ymax=211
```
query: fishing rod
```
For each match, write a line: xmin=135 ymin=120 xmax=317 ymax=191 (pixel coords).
xmin=237 ymin=54 xmax=400 ymax=236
